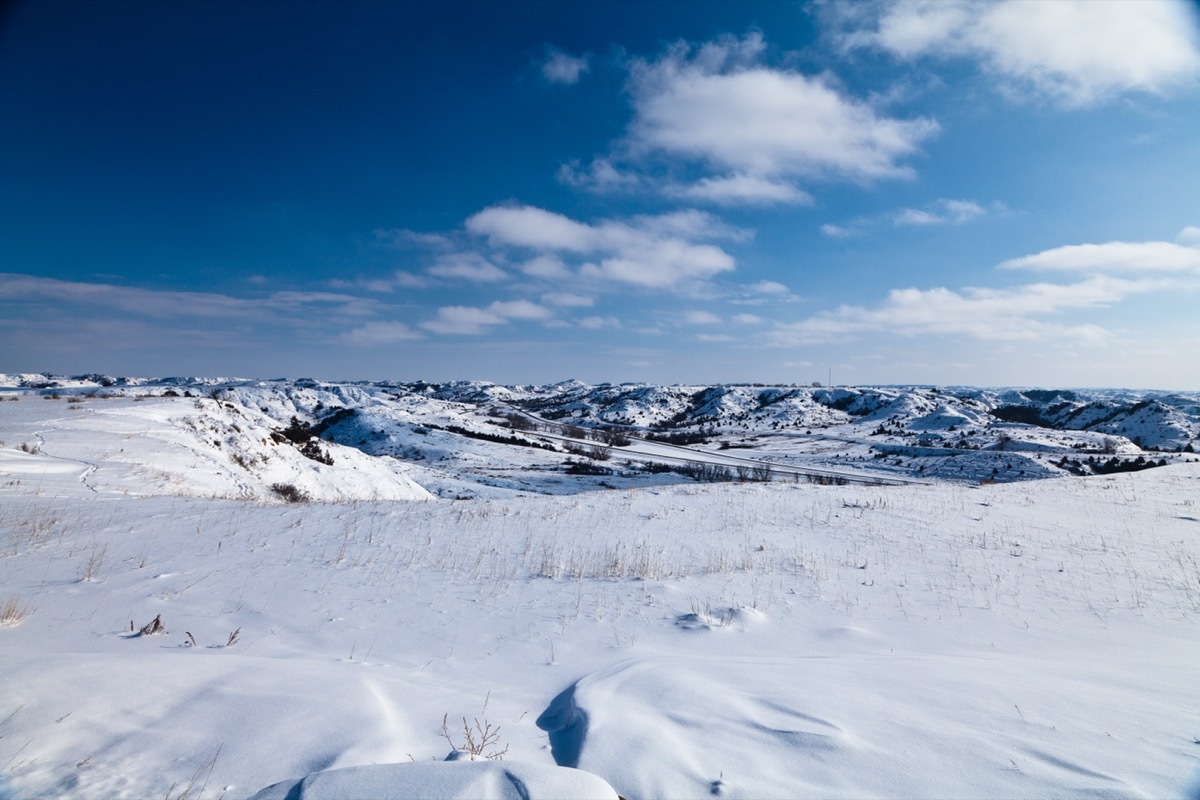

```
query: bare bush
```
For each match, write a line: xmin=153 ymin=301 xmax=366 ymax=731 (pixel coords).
xmin=442 ymin=713 xmax=508 ymax=761
xmin=270 ymin=483 xmax=310 ymax=503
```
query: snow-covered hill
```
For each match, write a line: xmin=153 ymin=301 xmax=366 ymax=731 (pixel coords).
xmin=2 ymin=375 xmax=1195 ymax=497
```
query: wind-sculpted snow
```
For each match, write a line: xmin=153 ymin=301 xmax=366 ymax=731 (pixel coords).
xmin=249 ymin=760 xmax=619 ymax=800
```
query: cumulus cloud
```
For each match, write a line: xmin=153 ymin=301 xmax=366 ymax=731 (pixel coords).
xmin=999 ymin=240 xmax=1200 ymax=273
xmin=466 ymin=204 xmax=739 ymax=289
xmin=569 ymin=32 xmax=937 ymax=205
xmin=541 ymin=49 xmax=590 ymax=85
xmin=1175 ymin=225 xmax=1200 ymax=246
xmin=840 ymin=0 xmax=1200 ymax=105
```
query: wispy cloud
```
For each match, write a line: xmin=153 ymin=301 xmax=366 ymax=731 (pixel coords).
xmin=835 ymin=0 xmax=1200 ymax=106
xmin=771 ymin=229 xmax=1199 ymax=348
xmin=894 ymin=199 xmax=985 ymax=226
xmin=578 ymin=315 xmax=621 ymax=330
xmin=769 ymin=276 xmax=1163 ymax=346
xmin=541 ymin=48 xmax=590 ymax=85
xmin=565 ymin=32 xmax=938 ymax=205
xmin=372 ymin=228 xmax=453 ymax=250
xmin=823 ymin=198 xmax=994 ymax=236
xmin=682 ymin=310 xmax=721 ymax=325
xmin=541 ymin=292 xmax=594 ymax=308
xmin=0 ymin=274 xmax=381 ymax=320
xmin=420 ymin=300 xmax=553 ymax=335
xmin=427 ymin=252 xmax=509 ymax=283
xmin=664 ymin=174 xmax=812 ymax=206
xmin=999 ymin=239 xmax=1200 ymax=273
xmin=338 ymin=321 xmax=423 ymax=345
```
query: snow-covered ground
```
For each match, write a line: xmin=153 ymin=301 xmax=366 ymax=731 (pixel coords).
xmin=2 ymin=385 xmax=1200 ymax=798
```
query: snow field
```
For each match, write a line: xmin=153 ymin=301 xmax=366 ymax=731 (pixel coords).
xmin=2 ymin=392 xmax=1200 ymax=797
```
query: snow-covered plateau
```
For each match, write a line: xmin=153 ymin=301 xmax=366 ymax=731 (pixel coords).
xmin=1 ymin=375 xmax=1199 ymax=798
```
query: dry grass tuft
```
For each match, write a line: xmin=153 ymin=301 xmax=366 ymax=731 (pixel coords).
xmin=1 ymin=596 xmax=29 ymax=626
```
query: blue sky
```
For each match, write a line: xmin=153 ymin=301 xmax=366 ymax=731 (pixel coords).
xmin=2 ymin=0 xmax=1199 ymax=388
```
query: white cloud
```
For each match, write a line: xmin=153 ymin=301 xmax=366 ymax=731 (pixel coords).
xmin=420 ymin=306 xmax=506 ymax=335
xmin=893 ymin=209 xmax=942 ymax=227
xmin=683 ymin=310 xmax=721 ymax=325
xmin=567 ymin=32 xmax=937 ymax=205
xmin=520 ymin=254 xmax=571 ymax=278
xmin=578 ymin=315 xmax=621 ymax=330
xmin=373 ymin=228 xmax=451 ymax=249
xmin=733 ymin=313 xmax=764 ymax=325
xmin=466 ymin=204 xmax=739 ymax=289
xmin=542 ymin=49 xmax=590 ymax=85
xmin=339 ymin=321 xmax=423 ymax=345
xmin=827 ymin=198 xmax=991 ymax=236
xmin=393 ymin=271 xmax=431 ymax=289
xmin=487 ymin=300 xmax=552 ymax=320
xmin=541 ymin=292 xmax=594 ymax=308
xmin=820 ymin=223 xmax=857 ymax=238
xmin=623 ymin=33 xmax=938 ymax=198
xmin=420 ymin=300 xmax=552 ymax=335
xmin=999 ymin=240 xmax=1200 ymax=273
xmin=467 ymin=206 xmax=595 ymax=252
xmin=557 ymin=158 xmax=644 ymax=193
xmin=894 ymin=199 xmax=984 ymax=226
xmin=665 ymin=174 xmax=813 ymax=206
xmin=844 ymin=0 xmax=1200 ymax=105
xmin=729 ymin=279 xmax=798 ymax=306
xmin=1177 ymin=225 xmax=1200 ymax=246
xmin=697 ymin=333 xmax=735 ymax=342
xmin=427 ymin=252 xmax=509 ymax=283
xmin=0 ymin=274 xmax=382 ymax=321
xmin=750 ymin=280 xmax=790 ymax=295
xmin=771 ymin=275 xmax=1168 ymax=346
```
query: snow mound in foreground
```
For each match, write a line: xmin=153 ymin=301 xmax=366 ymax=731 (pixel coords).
xmin=249 ymin=760 xmax=618 ymax=800
xmin=537 ymin=656 xmax=1170 ymax=799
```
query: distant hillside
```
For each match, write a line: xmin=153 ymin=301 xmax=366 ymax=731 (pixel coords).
xmin=2 ymin=375 xmax=1196 ymax=494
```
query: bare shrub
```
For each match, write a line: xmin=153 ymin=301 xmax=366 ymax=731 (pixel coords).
xmin=270 ymin=483 xmax=310 ymax=503
xmin=442 ymin=713 xmax=508 ymax=761
xmin=598 ymin=427 xmax=633 ymax=446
